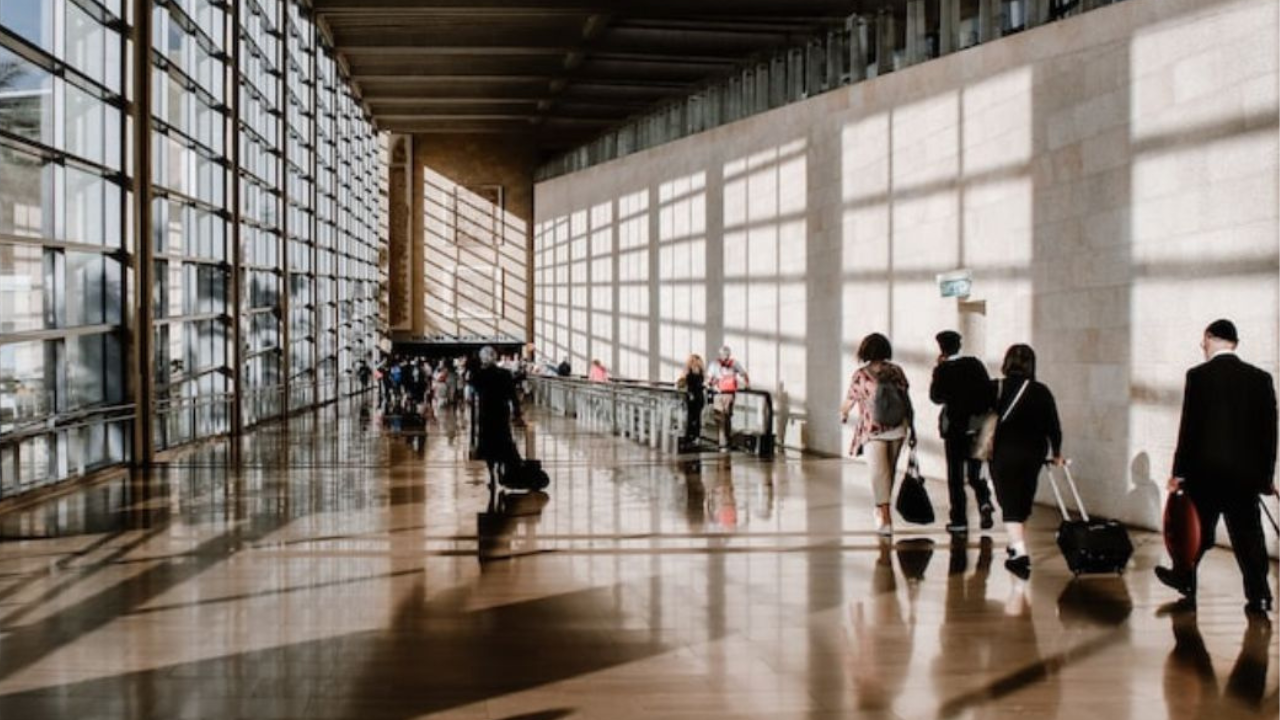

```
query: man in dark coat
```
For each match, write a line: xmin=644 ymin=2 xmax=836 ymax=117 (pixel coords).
xmin=471 ymin=346 xmax=522 ymax=494
xmin=1157 ymin=319 xmax=1277 ymax=618
xmin=930 ymin=330 xmax=996 ymax=533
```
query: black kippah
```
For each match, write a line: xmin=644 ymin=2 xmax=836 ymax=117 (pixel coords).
xmin=1206 ymin=318 xmax=1238 ymax=343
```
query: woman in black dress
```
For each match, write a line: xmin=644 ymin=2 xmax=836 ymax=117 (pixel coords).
xmin=990 ymin=344 xmax=1063 ymax=578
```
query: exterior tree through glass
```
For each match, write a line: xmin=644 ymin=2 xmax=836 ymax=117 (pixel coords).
xmin=0 ymin=0 xmax=385 ymax=497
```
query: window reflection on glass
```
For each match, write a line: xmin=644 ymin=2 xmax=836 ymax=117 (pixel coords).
xmin=64 ymin=166 xmax=106 ymax=246
xmin=66 ymin=2 xmax=119 ymax=92
xmin=66 ymin=333 xmax=107 ymax=411
xmin=65 ymin=251 xmax=105 ymax=327
xmin=0 ymin=47 xmax=52 ymax=144
xmin=0 ymin=0 xmax=52 ymax=52
xmin=18 ymin=434 xmax=50 ymax=488
xmin=0 ymin=341 xmax=48 ymax=430
xmin=0 ymin=243 xmax=43 ymax=332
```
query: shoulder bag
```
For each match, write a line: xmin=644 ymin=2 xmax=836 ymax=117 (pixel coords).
xmin=970 ymin=379 xmax=1029 ymax=461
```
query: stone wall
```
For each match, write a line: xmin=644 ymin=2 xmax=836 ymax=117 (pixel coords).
xmin=533 ymin=0 xmax=1280 ymax=538
xmin=388 ymin=135 xmax=535 ymax=339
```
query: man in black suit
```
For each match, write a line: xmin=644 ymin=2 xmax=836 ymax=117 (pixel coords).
xmin=1157 ymin=319 xmax=1277 ymax=617
xmin=930 ymin=331 xmax=996 ymax=534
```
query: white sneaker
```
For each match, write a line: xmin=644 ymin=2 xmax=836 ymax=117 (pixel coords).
xmin=876 ymin=523 xmax=893 ymax=537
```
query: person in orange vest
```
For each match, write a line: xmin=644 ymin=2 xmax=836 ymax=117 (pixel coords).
xmin=709 ymin=345 xmax=749 ymax=452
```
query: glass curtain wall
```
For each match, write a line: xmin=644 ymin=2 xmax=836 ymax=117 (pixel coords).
xmin=150 ymin=0 xmax=232 ymax=449
xmin=237 ymin=0 xmax=283 ymax=427
xmin=313 ymin=45 xmax=335 ymax=405
xmin=336 ymin=90 xmax=380 ymax=391
xmin=283 ymin=0 xmax=312 ymax=411
xmin=1 ymin=0 xmax=385 ymax=496
xmin=0 ymin=0 xmax=130 ymax=495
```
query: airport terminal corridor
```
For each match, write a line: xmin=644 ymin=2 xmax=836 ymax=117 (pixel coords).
xmin=0 ymin=400 xmax=1271 ymax=719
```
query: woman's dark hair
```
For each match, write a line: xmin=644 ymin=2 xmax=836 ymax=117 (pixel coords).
xmin=1002 ymin=344 xmax=1036 ymax=379
xmin=857 ymin=333 xmax=893 ymax=363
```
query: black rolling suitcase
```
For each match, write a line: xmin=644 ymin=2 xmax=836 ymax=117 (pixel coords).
xmin=1046 ymin=462 xmax=1133 ymax=575
xmin=500 ymin=422 xmax=549 ymax=491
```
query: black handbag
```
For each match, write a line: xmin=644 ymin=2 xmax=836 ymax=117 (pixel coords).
xmin=895 ymin=448 xmax=935 ymax=525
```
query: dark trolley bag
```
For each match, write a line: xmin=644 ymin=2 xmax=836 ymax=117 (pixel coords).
xmin=1046 ymin=462 xmax=1133 ymax=575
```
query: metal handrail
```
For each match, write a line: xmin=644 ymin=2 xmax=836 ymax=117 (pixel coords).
xmin=0 ymin=403 xmax=136 ymax=446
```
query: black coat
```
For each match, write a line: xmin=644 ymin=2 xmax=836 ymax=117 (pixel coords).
xmin=1173 ymin=353 xmax=1278 ymax=496
xmin=929 ymin=356 xmax=993 ymax=438
xmin=991 ymin=377 xmax=1062 ymax=463
xmin=472 ymin=365 xmax=520 ymax=463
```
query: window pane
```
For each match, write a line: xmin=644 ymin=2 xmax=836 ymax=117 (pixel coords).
xmin=0 ymin=0 xmax=53 ymax=52
xmin=66 ymin=333 xmax=106 ymax=410
xmin=0 ymin=146 xmax=52 ymax=238
xmin=0 ymin=340 xmax=49 ymax=430
xmin=65 ymin=251 xmax=105 ymax=327
xmin=0 ymin=47 xmax=53 ymax=144
xmin=64 ymin=166 xmax=106 ymax=246
xmin=0 ymin=243 xmax=44 ymax=332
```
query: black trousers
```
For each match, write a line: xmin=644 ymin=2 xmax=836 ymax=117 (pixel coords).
xmin=1189 ymin=488 xmax=1272 ymax=604
xmin=685 ymin=398 xmax=704 ymax=440
xmin=943 ymin=433 xmax=992 ymax=524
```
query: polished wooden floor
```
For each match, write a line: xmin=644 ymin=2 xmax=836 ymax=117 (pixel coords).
xmin=0 ymin=398 xmax=1274 ymax=719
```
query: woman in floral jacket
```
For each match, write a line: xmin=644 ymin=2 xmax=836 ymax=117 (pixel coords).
xmin=841 ymin=333 xmax=914 ymax=536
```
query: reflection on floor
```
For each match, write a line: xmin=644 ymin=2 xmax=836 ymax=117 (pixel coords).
xmin=0 ymin=396 xmax=1273 ymax=719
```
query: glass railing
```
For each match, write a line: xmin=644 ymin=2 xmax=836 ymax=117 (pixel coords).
xmin=526 ymin=375 xmax=776 ymax=457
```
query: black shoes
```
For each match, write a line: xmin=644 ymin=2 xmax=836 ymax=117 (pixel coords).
xmin=979 ymin=504 xmax=995 ymax=530
xmin=1004 ymin=554 xmax=1031 ymax=579
xmin=1155 ymin=566 xmax=1196 ymax=598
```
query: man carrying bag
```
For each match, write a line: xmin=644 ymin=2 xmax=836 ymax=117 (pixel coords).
xmin=1156 ymin=319 xmax=1277 ymax=618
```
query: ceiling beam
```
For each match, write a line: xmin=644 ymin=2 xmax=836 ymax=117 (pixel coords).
xmin=315 ymin=0 xmax=868 ymax=17
xmin=340 ymin=46 xmax=576 ymax=56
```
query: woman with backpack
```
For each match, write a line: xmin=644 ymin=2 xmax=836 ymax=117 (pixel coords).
xmin=989 ymin=344 xmax=1064 ymax=579
xmin=841 ymin=333 xmax=914 ymax=536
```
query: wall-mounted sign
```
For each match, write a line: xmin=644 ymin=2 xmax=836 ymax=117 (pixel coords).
xmin=937 ymin=270 xmax=972 ymax=299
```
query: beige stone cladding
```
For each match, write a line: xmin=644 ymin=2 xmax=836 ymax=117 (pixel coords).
xmin=533 ymin=0 xmax=1279 ymax=540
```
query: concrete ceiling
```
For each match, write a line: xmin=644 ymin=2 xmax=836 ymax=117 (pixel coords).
xmin=314 ymin=0 xmax=903 ymax=156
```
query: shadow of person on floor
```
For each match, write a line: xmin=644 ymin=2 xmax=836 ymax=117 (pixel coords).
xmin=478 ymin=490 xmax=550 ymax=562
xmin=1163 ymin=611 xmax=1273 ymax=720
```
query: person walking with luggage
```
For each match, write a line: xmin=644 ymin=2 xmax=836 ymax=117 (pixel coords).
xmin=679 ymin=354 xmax=707 ymax=444
xmin=930 ymin=331 xmax=997 ymax=534
xmin=1155 ymin=319 xmax=1277 ymax=617
xmin=988 ymin=344 xmax=1064 ymax=579
xmin=841 ymin=333 xmax=914 ymax=537
xmin=470 ymin=346 xmax=523 ymax=496
xmin=710 ymin=346 xmax=750 ymax=452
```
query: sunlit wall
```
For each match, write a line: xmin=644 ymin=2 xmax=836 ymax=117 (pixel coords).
xmin=533 ymin=0 xmax=1278 ymax=535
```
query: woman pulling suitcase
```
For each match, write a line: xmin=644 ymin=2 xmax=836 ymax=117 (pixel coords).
xmin=989 ymin=344 xmax=1064 ymax=578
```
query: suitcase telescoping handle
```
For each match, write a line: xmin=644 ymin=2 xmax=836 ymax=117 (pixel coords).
xmin=1044 ymin=460 xmax=1090 ymax=523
